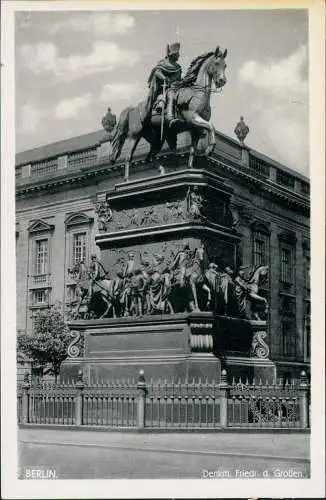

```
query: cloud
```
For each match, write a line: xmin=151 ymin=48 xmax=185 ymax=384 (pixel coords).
xmin=100 ymin=82 xmax=143 ymax=103
xmin=237 ymin=46 xmax=309 ymax=172
xmin=54 ymin=93 xmax=93 ymax=120
xmin=20 ymin=41 xmax=139 ymax=81
xmin=18 ymin=103 xmax=46 ymax=134
xmin=238 ymin=45 xmax=308 ymax=99
xmin=50 ymin=12 xmax=135 ymax=36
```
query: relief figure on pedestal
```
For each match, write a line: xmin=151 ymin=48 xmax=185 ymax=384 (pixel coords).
xmin=95 ymin=201 xmax=113 ymax=232
xmin=233 ymin=265 xmax=269 ymax=320
xmin=186 ymin=186 xmax=204 ymax=220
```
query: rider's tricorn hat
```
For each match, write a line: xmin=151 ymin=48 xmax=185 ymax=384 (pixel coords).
xmin=167 ymin=42 xmax=180 ymax=56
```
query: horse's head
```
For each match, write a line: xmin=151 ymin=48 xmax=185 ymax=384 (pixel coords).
xmin=194 ymin=245 xmax=206 ymax=262
xmin=208 ymin=46 xmax=228 ymax=89
xmin=249 ymin=265 xmax=269 ymax=284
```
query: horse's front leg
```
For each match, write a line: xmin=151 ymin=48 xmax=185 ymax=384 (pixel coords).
xmin=188 ymin=130 xmax=201 ymax=169
xmin=188 ymin=113 xmax=216 ymax=156
xmin=202 ymin=283 xmax=211 ymax=308
xmin=124 ymin=135 xmax=141 ymax=182
xmin=189 ymin=279 xmax=199 ymax=311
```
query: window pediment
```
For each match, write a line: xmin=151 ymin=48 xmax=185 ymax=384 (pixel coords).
xmin=278 ymin=230 xmax=297 ymax=244
xmin=65 ymin=212 xmax=94 ymax=227
xmin=27 ymin=219 xmax=55 ymax=234
xmin=251 ymin=219 xmax=271 ymax=235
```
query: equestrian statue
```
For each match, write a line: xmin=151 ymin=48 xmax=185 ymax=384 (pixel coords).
xmin=105 ymin=42 xmax=228 ymax=181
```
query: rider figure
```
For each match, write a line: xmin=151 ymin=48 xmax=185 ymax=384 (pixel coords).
xmin=88 ymin=254 xmax=107 ymax=299
xmin=146 ymin=42 xmax=182 ymax=126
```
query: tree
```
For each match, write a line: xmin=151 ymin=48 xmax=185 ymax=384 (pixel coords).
xmin=17 ymin=304 xmax=71 ymax=381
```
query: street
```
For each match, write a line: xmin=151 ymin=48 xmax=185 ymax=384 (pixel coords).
xmin=18 ymin=428 xmax=310 ymax=480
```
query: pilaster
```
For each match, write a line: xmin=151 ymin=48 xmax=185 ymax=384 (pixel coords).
xmin=269 ymin=222 xmax=280 ymax=358
xmin=295 ymin=232 xmax=304 ymax=360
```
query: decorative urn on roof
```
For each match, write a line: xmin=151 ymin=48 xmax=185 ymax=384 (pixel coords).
xmin=234 ymin=116 xmax=250 ymax=146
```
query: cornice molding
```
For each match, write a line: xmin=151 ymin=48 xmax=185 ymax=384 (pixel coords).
xmin=208 ymin=155 xmax=310 ymax=212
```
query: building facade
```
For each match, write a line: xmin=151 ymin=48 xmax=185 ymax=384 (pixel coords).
xmin=16 ymin=129 xmax=310 ymax=380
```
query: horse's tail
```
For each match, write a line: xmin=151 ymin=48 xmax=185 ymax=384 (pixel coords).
xmin=110 ymin=107 xmax=132 ymax=162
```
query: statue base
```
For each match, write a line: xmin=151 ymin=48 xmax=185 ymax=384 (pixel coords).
xmin=62 ymin=312 xmax=221 ymax=383
xmin=62 ymin=313 xmax=273 ymax=384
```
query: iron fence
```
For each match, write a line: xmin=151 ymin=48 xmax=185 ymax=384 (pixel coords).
xmin=17 ymin=370 xmax=309 ymax=430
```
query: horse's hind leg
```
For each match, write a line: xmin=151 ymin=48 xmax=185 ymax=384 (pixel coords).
xmin=100 ymin=297 xmax=111 ymax=319
xmin=146 ymin=134 xmax=164 ymax=174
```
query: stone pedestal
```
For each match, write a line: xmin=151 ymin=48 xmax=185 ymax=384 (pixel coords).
xmin=62 ymin=312 xmax=221 ymax=382
xmin=64 ymin=165 xmax=272 ymax=385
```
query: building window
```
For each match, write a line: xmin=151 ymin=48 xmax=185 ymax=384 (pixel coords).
xmin=281 ymin=320 xmax=296 ymax=357
xmin=72 ymin=232 xmax=86 ymax=266
xmin=253 ymin=236 xmax=265 ymax=267
xmin=35 ymin=239 xmax=48 ymax=275
xmin=280 ymin=247 xmax=293 ymax=285
xmin=33 ymin=289 xmax=47 ymax=305
xmin=251 ymin=223 xmax=270 ymax=269
xmin=303 ymin=301 xmax=310 ymax=361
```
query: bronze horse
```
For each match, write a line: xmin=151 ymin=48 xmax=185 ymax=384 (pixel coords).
xmin=109 ymin=46 xmax=227 ymax=180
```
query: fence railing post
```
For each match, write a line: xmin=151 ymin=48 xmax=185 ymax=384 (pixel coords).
xmin=75 ymin=370 xmax=84 ymax=426
xmin=299 ymin=370 xmax=309 ymax=429
xmin=21 ymin=373 xmax=30 ymax=424
xmin=137 ymin=369 xmax=147 ymax=429
xmin=219 ymin=369 xmax=229 ymax=428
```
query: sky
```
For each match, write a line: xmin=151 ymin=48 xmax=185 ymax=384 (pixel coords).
xmin=15 ymin=9 xmax=309 ymax=175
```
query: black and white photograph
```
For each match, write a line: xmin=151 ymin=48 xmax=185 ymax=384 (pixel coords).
xmin=1 ymin=1 xmax=325 ymax=498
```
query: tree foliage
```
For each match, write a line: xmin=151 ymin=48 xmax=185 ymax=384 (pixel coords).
xmin=17 ymin=305 xmax=71 ymax=378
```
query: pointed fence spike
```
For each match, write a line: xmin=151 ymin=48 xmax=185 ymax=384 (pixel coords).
xmin=232 ymin=377 xmax=235 ymax=386
xmin=259 ymin=378 xmax=262 ymax=385
xmin=239 ymin=377 xmax=242 ymax=384
xmin=246 ymin=377 xmax=249 ymax=385
xmin=252 ymin=377 xmax=256 ymax=386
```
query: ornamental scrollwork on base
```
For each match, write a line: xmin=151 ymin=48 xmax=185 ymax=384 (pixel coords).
xmin=67 ymin=330 xmax=84 ymax=358
xmin=250 ymin=330 xmax=270 ymax=359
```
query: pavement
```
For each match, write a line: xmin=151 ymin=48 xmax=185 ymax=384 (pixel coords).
xmin=18 ymin=427 xmax=310 ymax=480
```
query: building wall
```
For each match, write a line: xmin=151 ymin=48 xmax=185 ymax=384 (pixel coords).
xmin=16 ymin=131 xmax=310 ymax=377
